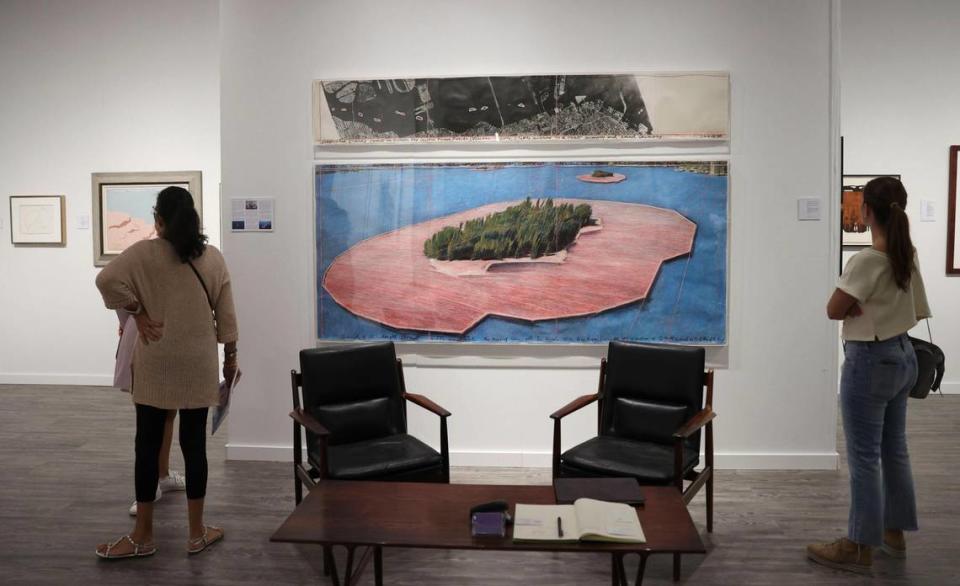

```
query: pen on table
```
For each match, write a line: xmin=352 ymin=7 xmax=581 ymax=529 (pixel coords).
xmin=557 ymin=516 xmax=564 ymax=538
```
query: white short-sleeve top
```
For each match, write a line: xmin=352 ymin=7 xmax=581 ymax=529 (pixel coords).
xmin=838 ymin=248 xmax=931 ymax=342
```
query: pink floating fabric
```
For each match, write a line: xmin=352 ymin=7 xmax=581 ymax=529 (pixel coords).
xmin=576 ymin=173 xmax=626 ymax=184
xmin=323 ymin=199 xmax=695 ymax=335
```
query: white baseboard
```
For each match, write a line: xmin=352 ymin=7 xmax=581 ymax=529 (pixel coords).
xmin=937 ymin=382 xmax=959 ymax=395
xmin=225 ymin=444 xmax=292 ymax=462
xmin=0 ymin=373 xmax=114 ymax=386
xmin=225 ymin=444 xmax=839 ymax=470
xmin=713 ymin=452 xmax=838 ymax=470
xmin=450 ymin=450 xmax=553 ymax=468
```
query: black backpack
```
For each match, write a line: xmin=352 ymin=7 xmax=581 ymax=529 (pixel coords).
xmin=908 ymin=321 xmax=945 ymax=399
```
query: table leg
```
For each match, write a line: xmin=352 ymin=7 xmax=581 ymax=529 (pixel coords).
xmin=323 ymin=545 xmax=333 ymax=577
xmin=673 ymin=553 xmax=681 ymax=581
xmin=612 ymin=553 xmax=629 ymax=586
xmin=343 ymin=547 xmax=355 ymax=585
xmin=323 ymin=545 xmax=375 ymax=586
xmin=327 ymin=546 xmax=340 ymax=586
xmin=349 ymin=547 xmax=375 ymax=586
xmin=635 ymin=554 xmax=648 ymax=586
xmin=374 ymin=546 xmax=383 ymax=586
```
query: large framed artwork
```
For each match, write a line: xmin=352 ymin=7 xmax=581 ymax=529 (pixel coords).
xmin=842 ymin=174 xmax=899 ymax=246
xmin=316 ymin=161 xmax=728 ymax=344
xmin=9 ymin=195 xmax=66 ymax=246
xmin=91 ymin=171 xmax=202 ymax=266
xmin=313 ymin=72 xmax=729 ymax=146
xmin=948 ymin=145 xmax=960 ymax=275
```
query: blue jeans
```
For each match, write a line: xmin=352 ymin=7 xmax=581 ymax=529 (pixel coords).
xmin=840 ymin=333 xmax=919 ymax=546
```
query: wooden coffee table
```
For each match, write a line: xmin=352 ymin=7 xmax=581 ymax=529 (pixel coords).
xmin=271 ymin=481 xmax=705 ymax=586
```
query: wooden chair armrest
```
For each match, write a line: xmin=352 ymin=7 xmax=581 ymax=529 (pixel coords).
xmin=404 ymin=392 xmax=451 ymax=418
xmin=289 ymin=409 xmax=330 ymax=436
xmin=673 ymin=408 xmax=716 ymax=439
xmin=550 ymin=393 xmax=599 ymax=420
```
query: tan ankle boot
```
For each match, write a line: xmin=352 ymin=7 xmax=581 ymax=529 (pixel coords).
xmin=807 ymin=537 xmax=872 ymax=574
xmin=881 ymin=529 xmax=906 ymax=558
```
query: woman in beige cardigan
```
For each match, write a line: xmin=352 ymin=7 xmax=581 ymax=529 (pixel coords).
xmin=95 ymin=186 xmax=239 ymax=558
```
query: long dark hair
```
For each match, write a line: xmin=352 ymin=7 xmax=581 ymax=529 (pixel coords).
xmin=863 ymin=176 xmax=913 ymax=290
xmin=155 ymin=186 xmax=207 ymax=262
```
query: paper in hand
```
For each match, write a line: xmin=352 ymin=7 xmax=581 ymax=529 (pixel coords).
xmin=211 ymin=369 xmax=240 ymax=436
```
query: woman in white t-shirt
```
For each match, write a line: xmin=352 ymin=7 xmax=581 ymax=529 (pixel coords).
xmin=807 ymin=177 xmax=931 ymax=574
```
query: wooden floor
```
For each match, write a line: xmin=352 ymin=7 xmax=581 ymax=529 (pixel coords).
xmin=1 ymin=384 xmax=957 ymax=585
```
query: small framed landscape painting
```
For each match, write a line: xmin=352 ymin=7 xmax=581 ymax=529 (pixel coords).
xmin=9 ymin=195 xmax=66 ymax=245
xmin=841 ymin=174 xmax=899 ymax=246
xmin=948 ymin=146 xmax=959 ymax=275
xmin=91 ymin=171 xmax=202 ymax=266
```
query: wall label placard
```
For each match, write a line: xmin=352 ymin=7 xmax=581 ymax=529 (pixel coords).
xmin=231 ymin=198 xmax=274 ymax=232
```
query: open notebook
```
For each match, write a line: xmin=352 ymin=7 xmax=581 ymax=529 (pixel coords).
xmin=513 ymin=498 xmax=645 ymax=544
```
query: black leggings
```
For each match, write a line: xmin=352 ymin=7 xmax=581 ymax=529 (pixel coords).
xmin=135 ymin=404 xmax=208 ymax=502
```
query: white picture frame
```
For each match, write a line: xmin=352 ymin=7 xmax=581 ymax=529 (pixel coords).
xmin=91 ymin=171 xmax=202 ymax=267
xmin=10 ymin=195 xmax=66 ymax=246
xmin=313 ymin=71 xmax=730 ymax=148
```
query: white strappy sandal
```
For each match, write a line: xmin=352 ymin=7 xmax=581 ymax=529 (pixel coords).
xmin=187 ymin=526 xmax=224 ymax=555
xmin=95 ymin=535 xmax=157 ymax=560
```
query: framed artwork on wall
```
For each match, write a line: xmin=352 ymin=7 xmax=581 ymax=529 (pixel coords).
xmin=315 ymin=160 xmax=728 ymax=345
xmin=948 ymin=145 xmax=960 ymax=275
xmin=91 ymin=171 xmax=202 ymax=267
xmin=9 ymin=195 xmax=66 ymax=246
xmin=842 ymin=174 xmax=900 ymax=246
xmin=313 ymin=72 xmax=729 ymax=148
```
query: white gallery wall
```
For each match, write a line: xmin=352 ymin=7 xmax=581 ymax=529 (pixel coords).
xmin=221 ymin=0 xmax=841 ymax=468
xmin=0 ymin=0 xmax=221 ymax=385
xmin=840 ymin=0 xmax=960 ymax=394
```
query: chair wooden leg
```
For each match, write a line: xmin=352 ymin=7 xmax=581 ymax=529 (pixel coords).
xmin=706 ymin=418 xmax=715 ymax=533
xmin=294 ymin=473 xmax=302 ymax=505
xmin=673 ymin=553 xmax=681 ymax=582
xmin=374 ymin=546 xmax=383 ymax=586
xmin=707 ymin=471 xmax=714 ymax=533
xmin=552 ymin=419 xmax=562 ymax=481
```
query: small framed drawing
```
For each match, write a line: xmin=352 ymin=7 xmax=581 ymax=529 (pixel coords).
xmin=842 ymin=174 xmax=900 ymax=246
xmin=9 ymin=195 xmax=66 ymax=245
xmin=948 ymin=145 xmax=959 ymax=275
xmin=91 ymin=171 xmax=202 ymax=266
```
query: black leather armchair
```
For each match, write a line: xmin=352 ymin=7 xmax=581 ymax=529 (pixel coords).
xmin=551 ymin=341 xmax=716 ymax=532
xmin=290 ymin=342 xmax=450 ymax=505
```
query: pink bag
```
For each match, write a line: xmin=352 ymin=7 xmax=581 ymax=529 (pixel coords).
xmin=114 ymin=311 xmax=138 ymax=392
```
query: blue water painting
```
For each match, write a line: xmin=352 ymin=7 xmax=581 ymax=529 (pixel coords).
xmin=316 ymin=162 xmax=727 ymax=345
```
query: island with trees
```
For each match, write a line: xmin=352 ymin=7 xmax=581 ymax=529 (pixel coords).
xmin=423 ymin=198 xmax=595 ymax=261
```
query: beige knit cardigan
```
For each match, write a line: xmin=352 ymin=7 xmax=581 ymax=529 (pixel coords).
xmin=95 ymin=239 xmax=238 ymax=409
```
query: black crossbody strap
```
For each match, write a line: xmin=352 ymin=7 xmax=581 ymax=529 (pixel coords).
xmin=187 ymin=260 xmax=215 ymax=312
